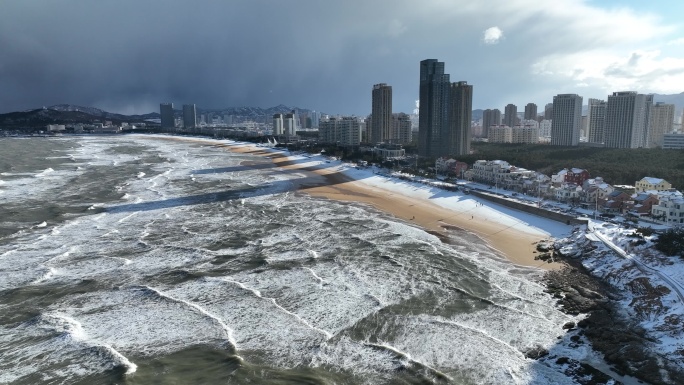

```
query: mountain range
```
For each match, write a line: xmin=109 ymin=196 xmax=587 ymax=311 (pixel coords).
xmin=1 ymin=93 xmax=682 ymax=130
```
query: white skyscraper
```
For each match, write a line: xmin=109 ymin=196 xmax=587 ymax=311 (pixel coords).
xmin=604 ymin=91 xmax=653 ymax=148
xmin=272 ymin=113 xmax=284 ymax=135
xmin=550 ymin=94 xmax=582 ymax=146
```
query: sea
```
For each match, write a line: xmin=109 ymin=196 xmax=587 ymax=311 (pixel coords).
xmin=0 ymin=134 xmax=599 ymax=385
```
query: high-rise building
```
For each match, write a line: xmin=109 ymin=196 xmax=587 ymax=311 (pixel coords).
xmin=273 ymin=113 xmax=284 ymax=135
xmin=587 ymin=98 xmax=606 ymax=144
xmin=504 ymin=104 xmax=518 ymax=127
xmin=182 ymin=104 xmax=197 ymax=129
xmin=550 ymin=94 xmax=582 ymax=146
xmin=284 ymin=113 xmax=296 ymax=136
xmin=392 ymin=113 xmax=412 ymax=144
xmin=418 ymin=59 xmax=472 ymax=157
xmin=449 ymin=81 xmax=472 ymax=156
xmin=524 ymin=103 xmax=538 ymax=120
xmin=319 ymin=116 xmax=362 ymax=146
xmin=371 ymin=83 xmax=392 ymax=144
xmin=544 ymin=103 xmax=553 ymax=120
xmin=482 ymin=109 xmax=501 ymax=138
xmin=649 ymin=102 xmax=675 ymax=148
xmin=604 ymin=91 xmax=653 ymax=148
xmin=418 ymin=59 xmax=450 ymax=157
xmin=160 ymin=103 xmax=174 ymax=129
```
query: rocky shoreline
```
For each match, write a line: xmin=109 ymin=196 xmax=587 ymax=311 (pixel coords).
xmin=541 ymin=244 xmax=684 ymax=385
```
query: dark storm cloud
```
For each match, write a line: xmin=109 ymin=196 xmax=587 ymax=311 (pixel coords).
xmin=0 ymin=1 xmax=679 ymax=115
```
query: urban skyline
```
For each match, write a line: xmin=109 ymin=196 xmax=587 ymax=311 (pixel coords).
xmin=2 ymin=1 xmax=684 ymax=116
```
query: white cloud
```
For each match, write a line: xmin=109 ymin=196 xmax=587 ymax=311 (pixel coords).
xmin=483 ymin=26 xmax=503 ymax=44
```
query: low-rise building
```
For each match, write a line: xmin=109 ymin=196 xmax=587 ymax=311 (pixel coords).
xmin=629 ymin=192 xmax=659 ymax=216
xmin=435 ymin=157 xmax=468 ymax=177
xmin=373 ymin=143 xmax=405 ymax=158
xmin=651 ymin=190 xmax=684 ymax=224
xmin=635 ymin=177 xmax=672 ymax=193
xmin=581 ymin=177 xmax=614 ymax=206
xmin=555 ymin=183 xmax=582 ymax=204
xmin=602 ymin=190 xmax=632 ymax=213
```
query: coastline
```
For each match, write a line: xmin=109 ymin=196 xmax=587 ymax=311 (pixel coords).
xmin=201 ymin=138 xmax=568 ymax=270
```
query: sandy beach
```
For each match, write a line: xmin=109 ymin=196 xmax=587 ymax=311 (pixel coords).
xmin=201 ymin=140 xmax=567 ymax=270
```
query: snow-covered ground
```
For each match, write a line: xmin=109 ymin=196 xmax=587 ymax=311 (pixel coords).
xmin=557 ymin=220 xmax=684 ymax=369
xmin=278 ymin=152 xmax=572 ymax=239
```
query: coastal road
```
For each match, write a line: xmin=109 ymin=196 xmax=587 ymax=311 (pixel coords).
xmin=588 ymin=222 xmax=684 ymax=304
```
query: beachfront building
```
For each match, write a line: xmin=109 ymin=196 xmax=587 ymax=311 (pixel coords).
xmin=318 ymin=116 xmax=362 ymax=146
xmin=635 ymin=177 xmax=672 ymax=193
xmin=373 ymin=143 xmax=405 ymax=158
xmin=552 ymin=168 xmax=590 ymax=187
xmin=602 ymin=190 xmax=632 ymax=213
xmin=470 ymin=159 xmax=537 ymax=191
xmin=651 ymin=190 xmax=684 ymax=224
xmin=555 ymin=184 xmax=582 ymax=204
xmin=581 ymin=177 xmax=614 ymax=206
xmin=629 ymin=192 xmax=659 ymax=217
xmin=435 ymin=157 xmax=468 ymax=177
xmin=370 ymin=83 xmax=392 ymax=144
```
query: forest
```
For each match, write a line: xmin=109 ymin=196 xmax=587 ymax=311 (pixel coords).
xmin=459 ymin=143 xmax=684 ymax=190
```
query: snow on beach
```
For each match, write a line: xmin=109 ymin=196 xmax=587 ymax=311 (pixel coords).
xmin=275 ymin=150 xmax=572 ymax=239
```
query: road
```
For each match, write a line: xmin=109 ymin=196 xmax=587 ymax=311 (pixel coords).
xmin=588 ymin=221 xmax=684 ymax=303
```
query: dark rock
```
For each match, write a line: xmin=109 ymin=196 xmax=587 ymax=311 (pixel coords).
xmin=563 ymin=321 xmax=576 ymax=330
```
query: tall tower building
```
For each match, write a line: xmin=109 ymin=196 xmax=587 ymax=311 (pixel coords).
xmin=182 ymin=104 xmax=196 ymax=129
xmin=449 ymin=81 xmax=473 ymax=156
xmin=284 ymin=113 xmax=296 ymax=136
xmin=649 ymin=102 xmax=675 ymax=148
xmin=160 ymin=103 xmax=174 ymax=129
xmin=273 ymin=113 xmax=284 ymax=135
xmin=550 ymin=94 xmax=582 ymax=146
xmin=418 ymin=59 xmax=451 ymax=157
xmin=370 ymin=83 xmax=392 ymax=144
xmin=604 ymin=92 xmax=653 ymax=148
xmin=587 ymin=98 xmax=606 ymax=144
xmin=524 ymin=103 xmax=538 ymax=120
xmin=544 ymin=103 xmax=553 ymax=120
xmin=504 ymin=104 xmax=518 ymax=127
xmin=482 ymin=109 xmax=501 ymax=138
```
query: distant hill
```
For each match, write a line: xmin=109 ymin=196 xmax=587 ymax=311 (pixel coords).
xmin=653 ymin=93 xmax=684 ymax=115
xmin=0 ymin=104 xmax=316 ymax=131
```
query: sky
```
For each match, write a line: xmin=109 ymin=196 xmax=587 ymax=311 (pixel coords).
xmin=1 ymin=0 xmax=684 ymax=116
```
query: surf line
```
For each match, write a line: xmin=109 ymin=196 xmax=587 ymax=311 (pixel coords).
xmin=221 ymin=278 xmax=334 ymax=340
xmin=133 ymin=285 xmax=243 ymax=359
